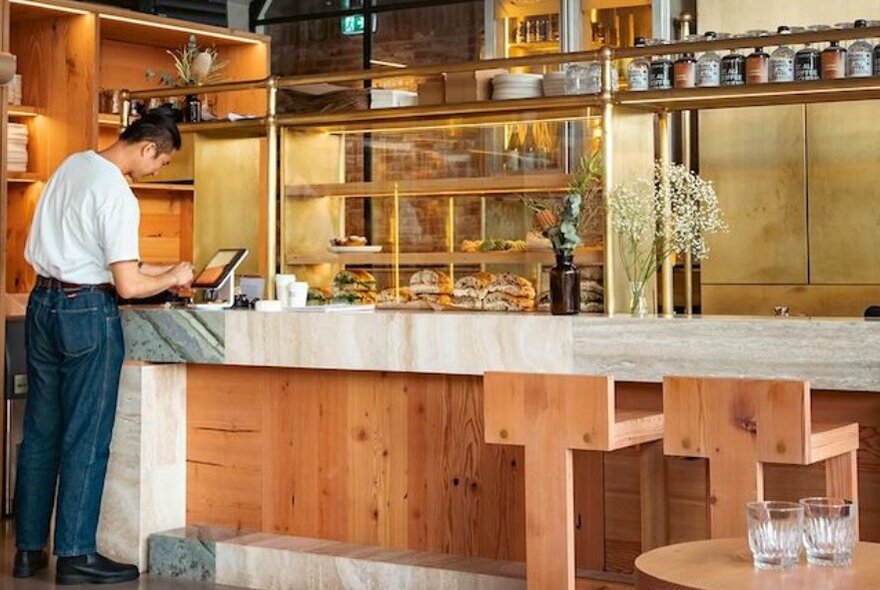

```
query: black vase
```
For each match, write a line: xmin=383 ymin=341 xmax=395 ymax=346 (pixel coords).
xmin=550 ymin=252 xmax=580 ymax=315
xmin=184 ymin=94 xmax=202 ymax=123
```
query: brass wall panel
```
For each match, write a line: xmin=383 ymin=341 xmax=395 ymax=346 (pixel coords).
xmin=702 ymin=285 xmax=880 ymax=318
xmin=700 ymin=105 xmax=808 ymax=285
xmin=193 ymin=135 xmax=264 ymax=276
xmin=282 ymin=131 xmax=344 ymax=286
xmin=807 ymin=101 xmax=880 ymax=284
xmin=699 ymin=0 xmax=880 ymax=32
xmin=609 ymin=107 xmax=656 ymax=314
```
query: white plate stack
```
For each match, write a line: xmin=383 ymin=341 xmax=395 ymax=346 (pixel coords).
xmin=7 ymin=123 xmax=28 ymax=173
xmin=370 ymin=89 xmax=418 ymax=109
xmin=492 ymin=73 xmax=543 ymax=100
xmin=9 ymin=74 xmax=22 ymax=106
xmin=542 ymin=71 xmax=567 ymax=97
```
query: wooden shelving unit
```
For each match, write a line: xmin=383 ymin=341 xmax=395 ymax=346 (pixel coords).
xmin=8 ymin=105 xmax=43 ymax=118
xmin=286 ymin=173 xmax=570 ymax=199
xmin=7 ymin=172 xmax=41 ymax=183
xmin=1 ymin=0 xmax=271 ymax=293
xmin=285 ymin=248 xmax=603 ymax=267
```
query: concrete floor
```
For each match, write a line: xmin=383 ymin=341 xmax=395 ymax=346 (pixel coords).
xmin=1 ymin=520 xmax=241 ymax=590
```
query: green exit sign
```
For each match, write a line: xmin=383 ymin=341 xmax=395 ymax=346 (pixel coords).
xmin=341 ymin=14 xmax=365 ymax=35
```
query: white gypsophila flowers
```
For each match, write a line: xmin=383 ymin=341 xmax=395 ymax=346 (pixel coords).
xmin=608 ymin=162 xmax=728 ymax=286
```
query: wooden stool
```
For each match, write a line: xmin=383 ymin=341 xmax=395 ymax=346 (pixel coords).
xmin=484 ymin=372 xmax=667 ymax=590
xmin=663 ymin=376 xmax=859 ymax=538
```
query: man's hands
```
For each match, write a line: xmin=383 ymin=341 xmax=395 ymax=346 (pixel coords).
xmin=111 ymin=260 xmax=195 ymax=300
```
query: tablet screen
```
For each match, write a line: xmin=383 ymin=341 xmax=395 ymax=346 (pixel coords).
xmin=192 ymin=249 xmax=248 ymax=289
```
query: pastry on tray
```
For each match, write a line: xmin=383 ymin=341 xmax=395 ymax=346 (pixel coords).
xmin=409 ymin=269 xmax=453 ymax=295
xmin=488 ymin=273 xmax=536 ymax=300
xmin=484 ymin=291 xmax=536 ymax=312
xmin=419 ymin=293 xmax=453 ymax=307
xmin=330 ymin=235 xmax=369 ymax=247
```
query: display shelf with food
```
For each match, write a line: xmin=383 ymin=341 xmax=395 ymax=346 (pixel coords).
xmin=285 ymin=248 xmax=603 ymax=267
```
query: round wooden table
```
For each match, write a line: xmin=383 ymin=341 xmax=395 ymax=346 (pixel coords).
xmin=635 ymin=538 xmax=880 ymax=590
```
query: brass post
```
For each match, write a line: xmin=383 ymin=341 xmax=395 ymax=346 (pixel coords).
xmin=658 ymin=110 xmax=674 ymax=317
xmin=680 ymin=12 xmax=694 ymax=317
xmin=447 ymin=196 xmax=455 ymax=281
xmin=600 ymin=45 xmax=616 ymax=316
xmin=121 ymin=89 xmax=131 ymax=128
xmin=266 ymin=76 xmax=278 ymax=299
xmin=393 ymin=184 xmax=401 ymax=298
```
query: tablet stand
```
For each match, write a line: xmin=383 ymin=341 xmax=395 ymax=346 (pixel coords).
xmin=196 ymin=270 xmax=236 ymax=310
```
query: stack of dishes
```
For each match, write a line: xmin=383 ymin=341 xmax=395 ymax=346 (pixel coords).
xmin=7 ymin=122 xmax=28 ymax=173
xmin=542 ymin=71 xmax=567 ymax=96
xmin=492 ymin=73 xmax=543 ymax=100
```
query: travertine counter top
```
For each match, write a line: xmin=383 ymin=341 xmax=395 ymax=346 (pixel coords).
xmin=121 ymin=308 xmax=880 ymax=392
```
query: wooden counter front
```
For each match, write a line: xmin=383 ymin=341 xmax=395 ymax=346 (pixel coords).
xmin=183 ymin=364 xmax=880 ymax=575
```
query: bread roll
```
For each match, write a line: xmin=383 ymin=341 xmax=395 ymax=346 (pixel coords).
xmin=377 ymin=287 xmax=413 ymax=304
xmin=453 ymin=272 xmax=494 ymax=299
xmin=484 ymin=291 xmax=535 ymax=312
xmin=488 ymin=273 xmax=536 ymax=300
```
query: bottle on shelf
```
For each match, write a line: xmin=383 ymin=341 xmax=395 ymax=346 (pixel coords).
xmin=627 ymin=37 xmax=650 ymax=91
xmin=674 ymin=52 xmax=697 ymax=88
xmin=522 ymin=124 xmax=538 ymax=172
xmin=847 ymin=19 xmax=873 ymax=78
xmin=505 ymin=125 xmax=521 ymax=174
xmin=721 ymin=48 xmax=746 ymax=86
xmin=649 ymin=47 xmax=674 ymax=90
xmin=769 ymin=26 xmax=795 ymax=82
xmin=697 ymin=31 xmax=722 ymax=87
xmin=746 ymin=47 xmax=770 ymax=84
xmin=550 ymin=14 xmax=560 ymax=41
xmin=795 ymin=42 xmax=821 ymax=81
xmin=821 ymin=40 xmax=847 ymax=79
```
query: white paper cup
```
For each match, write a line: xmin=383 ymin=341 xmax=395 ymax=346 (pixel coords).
xmin=287 ymin=282 xmax=308 ymax=308
xmin=274 ymin=274 xmax=296 ymax=303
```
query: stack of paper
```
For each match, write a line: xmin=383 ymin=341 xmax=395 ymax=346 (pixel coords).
xmin=7 ymin=122 xmax=28 ymax=173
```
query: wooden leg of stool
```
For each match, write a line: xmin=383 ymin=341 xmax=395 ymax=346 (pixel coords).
xmin=825 ymin=450 xmax=859 ymax=539
xmin=707 ymin=457 xmax=763 ymax=538
xmin=525 ymin=445 xmax=576 ymax=590
xmin=639 ymin=440 xmax=668 ymax=551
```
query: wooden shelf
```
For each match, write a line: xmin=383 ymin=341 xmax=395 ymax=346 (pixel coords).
xmin=99 ymin=113 xmax=121 ymax=127
xmin=285 ymin=248 xmax=603 ymax=267
xmin=8 ymin=105 xmax=43 ymax=118
xmin=617 ymin=78 xmax=880 ymax=112
xmin=286 ymin=173 xmax=570 ymax=199
xmin=278 ymin=95 xmax=602 ymax=133
xmin=177 ymin=117 xmax=268 ymax=138
xmin=130 ymin=182 xmax=194 ymax=192
xmin=7 ymin=172 xmax=41 ymax=183
xmin=508 ymin=41 xmax=561 ymax=53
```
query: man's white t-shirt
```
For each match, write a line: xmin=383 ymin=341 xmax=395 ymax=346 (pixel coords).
xmin=25 ymin=151 xmax=140 ymax=285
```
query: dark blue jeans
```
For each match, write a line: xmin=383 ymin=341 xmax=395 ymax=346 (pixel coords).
xmin=15 ymin=286 xmax=124 ymax=557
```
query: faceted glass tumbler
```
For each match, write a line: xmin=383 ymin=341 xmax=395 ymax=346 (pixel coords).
xmin=747 ymin=501 xmax=803 ymax=571
xmin=800 ymin=497 xmax=857 ymax=567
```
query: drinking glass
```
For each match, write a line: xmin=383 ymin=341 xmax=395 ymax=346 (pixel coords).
xmin=747 ymin=501 xmax=803 ymax=570
xmin=800 ymin=497 xmax=857 ymax=567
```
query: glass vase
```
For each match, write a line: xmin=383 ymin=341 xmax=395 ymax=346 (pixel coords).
xmin=550 ymin=252 xmax=580 ymax=315
xmin=629 ymin=279 xmax=648 ymax=317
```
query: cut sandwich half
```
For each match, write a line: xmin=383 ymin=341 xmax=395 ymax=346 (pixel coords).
xmin=484 ymin=291 xmax=536 ymax=312
xmin=453 ymin=272 xmax=494 ymax=299
xmin=488 ymin=273 xmax=536 ymax=300
xmin=410 ymin=269 xmax=453 ymax=295
xmin=332 ymin=269 xmax=378 ymax=293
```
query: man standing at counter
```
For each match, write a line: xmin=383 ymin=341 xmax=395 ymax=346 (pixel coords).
xmin=12 ymin=109 xmax=194 ymax=584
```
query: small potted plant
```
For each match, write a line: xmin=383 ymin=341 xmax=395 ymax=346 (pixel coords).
xmin=146 ymin=34 xmax=228 ymax=122
xmin=524 ymin=152 xmax=603 ymax=315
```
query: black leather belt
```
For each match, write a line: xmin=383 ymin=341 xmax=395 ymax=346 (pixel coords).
xmin=36 ymin=276 xmax=115 ymax=293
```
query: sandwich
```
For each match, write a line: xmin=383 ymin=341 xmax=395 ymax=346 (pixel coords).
xmin=488 ymin=273 xmax=536 ymax=300
xmin=409 ymin=269 xmax=453 ymax=295
xmin=452 ymin=272 xmax=495 ymax=309
xmin=484 ymin=291 xmax=536 ymax=312
xmin=419 ymin=293 xmax=453 ymax=307
xmin=331 ymin=290 xmax=377 ymax=305
xmin=377 ymin=287 xmax=413 ymax=305
xmin=332 ymin=269 xmax=377 ymax=294
xmin=307 ymin=287 xmax=332 ymax=306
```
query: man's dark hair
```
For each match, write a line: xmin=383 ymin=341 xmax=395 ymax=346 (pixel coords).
xmin=119 ymin=107 xmax=182 ymax=154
